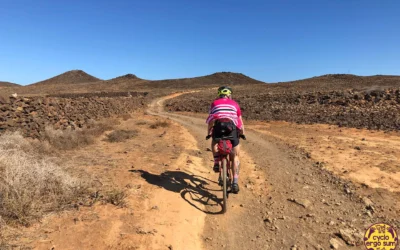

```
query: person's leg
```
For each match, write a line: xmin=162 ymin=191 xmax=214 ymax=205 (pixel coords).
xmin=230 ymin=138 xmax=240 ymax=193
xmin=211 ymin=140 xmax=219 ymax=172
xmin=231 ymin=145 xmax=240 ymax=177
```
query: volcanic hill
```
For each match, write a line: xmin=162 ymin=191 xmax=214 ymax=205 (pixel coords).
xmin=29 ymin=70 xmax=101 ymax=86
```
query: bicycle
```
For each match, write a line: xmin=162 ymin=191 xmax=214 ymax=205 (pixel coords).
xmin=206 ymin=133 xmax=246 ymax=213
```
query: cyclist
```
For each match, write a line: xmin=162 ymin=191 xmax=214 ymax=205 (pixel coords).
xmin=206 ymin=86 xmax=245 ymax=193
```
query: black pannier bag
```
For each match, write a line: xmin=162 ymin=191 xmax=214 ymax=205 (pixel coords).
xmin=215 ymin=118 xmax=234 ymax=136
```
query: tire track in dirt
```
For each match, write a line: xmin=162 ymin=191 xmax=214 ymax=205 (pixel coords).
xmin=10 ymin=93 xmax=399 ymax=250
xmin=150 ymin=93 xmax=400 ymax=249
xmin=149 ymin=94 xmax=271 ymax=250
xmin=13 ymin=110 xmax=214 ymax=250
xmin=141 ymin=125 xmax=208 ymax=250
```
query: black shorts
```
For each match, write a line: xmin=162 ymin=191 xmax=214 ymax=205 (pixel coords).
xmin=212 ymin=124 xmax=240 ymax=147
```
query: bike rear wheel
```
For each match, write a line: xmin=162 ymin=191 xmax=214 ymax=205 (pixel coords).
xmin=222 ymin=157 xmax=228 ymax=213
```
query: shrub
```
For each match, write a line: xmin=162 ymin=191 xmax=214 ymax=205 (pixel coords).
xmin=0 ymin=132 xmax=88 ymax=226
xmin=103 ymin=189 xmax=127 ymax=207
xmin=136 ymin=121 xmax=148 ymax=126
xmin=43 ymin=121 xmax=114 ymax=150
xmin=120 ymin=114 xmax=132 ymax=121
xmin=105 ymin=130 xmax=138 ymax=143
xmin=149 ymin=120 xmax=170 ymax=129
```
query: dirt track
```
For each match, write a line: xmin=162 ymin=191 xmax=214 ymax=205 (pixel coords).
xmin=149 ymin=94 xmax=400 ymax=249
xmin=6 ymin=93 xmax=400 ymax=249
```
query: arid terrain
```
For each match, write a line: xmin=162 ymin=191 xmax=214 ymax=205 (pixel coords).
xmin=0 ymin=82 xmax=19 ymax=89
xmin=1 ymin=70 xmax=400 ymax=249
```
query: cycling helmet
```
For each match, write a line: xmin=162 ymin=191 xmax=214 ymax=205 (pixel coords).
xmin=217 ymin=86 xmax=232 ymax=97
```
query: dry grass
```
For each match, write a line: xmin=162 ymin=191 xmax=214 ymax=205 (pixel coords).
xmin=105 ymin=130 xmax=138 ymax=143
xmin=43 ymin=120 xmax=115 ymax=150
xmin=103 ymin=189 xmax=127 ymax=207
xmin=0 ymin=241 xmax=10 ymax=250
xmin=149 ymin=120 xmax=170 ymax=129
xmin=120 ymin=114 xmax=132 ymax=121
xmin=0 ymin=132 xmax=89 ymax=226
xmin=136 ymin=120 xmax=148 ymax=126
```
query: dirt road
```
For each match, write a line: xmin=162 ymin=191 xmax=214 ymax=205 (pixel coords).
xmin=8 ymin=93 xmax=399 ymax=249
xmin=149 ymin=94 xmax=400 ymax=249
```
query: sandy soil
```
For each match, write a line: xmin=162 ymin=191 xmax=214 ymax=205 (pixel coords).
xmin=3 ymin=94 xmax=400 ymax=250
xmin=247 ymin=121 xmax=400 ymax=193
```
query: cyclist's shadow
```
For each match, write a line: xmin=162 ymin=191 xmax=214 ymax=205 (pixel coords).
xmin=130 ymin=169 xmax=224 ymax=214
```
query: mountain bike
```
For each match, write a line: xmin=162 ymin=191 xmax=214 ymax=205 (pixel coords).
xmin=206 ymin=133 xmax=246 ymax=213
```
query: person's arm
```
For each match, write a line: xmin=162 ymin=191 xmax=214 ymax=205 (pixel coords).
xmin=236 ymin=102 xmax=244 ymax=135
xmin=208 ymin=120 xmax=214 ymax=135
xmin=239 ymin=115 xmax=245 ymax=135
xmin=207 ymin=102 xmax=214 ymax=135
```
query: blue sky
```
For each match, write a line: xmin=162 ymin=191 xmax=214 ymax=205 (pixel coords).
xmin=1 ymin=0 xmax=399 ymax=85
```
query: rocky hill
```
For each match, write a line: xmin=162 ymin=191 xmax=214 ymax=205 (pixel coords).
xmin=141 ymin=72 xmax=265 ymax=89
xmin=272 ymin=74 xmax=400 ymax=92
xmin=0 ymin=81 xmax=20 ymax=88
xmin=29 ymin=70 xmax=101 ymax=86
xmin=9 ymin=71 xmax=264 ymax=96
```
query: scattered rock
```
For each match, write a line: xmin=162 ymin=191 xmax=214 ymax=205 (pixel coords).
xmin=166 ymin=87 xmax=400 ymax=131
xmin=321 ymin=199 xmax=330 ymax=206
xmin=263 ymin=217 xmax=272 ymax=223
xmin=288 ymin=198 xmax=312 ymax=208
xmin=0 ymin=95 xmax=147 ymax=138
xmin=338 ymin=228 xmax=363 ymax=246
xmin=136 ymin=228 xmax=157 ymax=235
xmin=329 ymin=238 xmax=342 ymax=249
xmin=362 ymin=197 xmax=374 ymax=209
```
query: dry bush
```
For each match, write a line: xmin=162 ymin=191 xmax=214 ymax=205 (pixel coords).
xmin=149 ymin=120 xmax=170 ymax=129
xmin=43 ymin=120 xmax=114 ymax=150
xmin=0 ymin=241 xmax=9 ymax=250
xmin=120 ymin=114 xmax=132 ymax=121
xmin=136 ymin=120 xmax=148 ymax=125
xmin=0 ymin=132 xmax=89 ymax=226
xmin=105 ymin=130 xmax=138 ymax=143
xmin=103 ymin=189 xmax=127 ymax=207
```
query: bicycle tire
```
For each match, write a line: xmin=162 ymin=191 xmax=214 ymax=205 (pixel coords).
xmin=222 ymin=157 xmax=227 ymax=214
